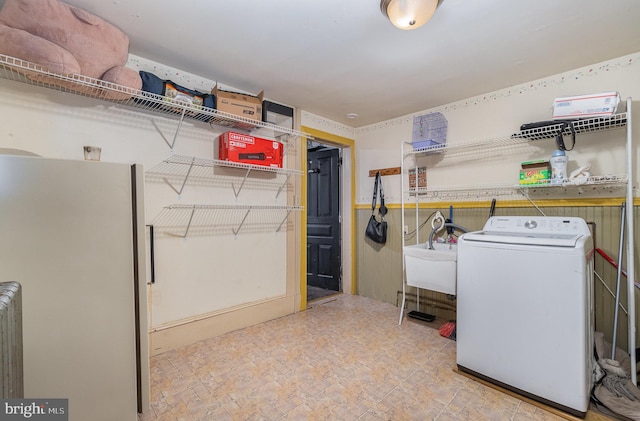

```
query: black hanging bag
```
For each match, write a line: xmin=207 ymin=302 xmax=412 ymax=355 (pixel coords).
xmin=365 ymin=171 xmax=388 ymax=244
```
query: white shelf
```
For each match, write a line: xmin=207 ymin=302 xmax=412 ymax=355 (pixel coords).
xmin=404 ymin=174 xmax=629 ymax=201
xmin=151 ymin=204 xmax=303 ymax=237
xmin=148 ymin=154 xmax=303 ymax=176
xmin=518 ymin=174 xmax=628 ymax=190
xmin=402 ymin=110 xmax=630 ymax=202
xmin=405 ymin=112 xmax=628 ymax=158
xmin=513 ymin=113 xmax=628 ymax=141
xmin=408 ymin=183 xmax=517 ymax=201
xmin=145 ymin=155 xmax=303 ymax=198
xmin=0 ymin=54 xmax=311 ymax=141
xmin=146 ymin=155 xmax=303 ymax=236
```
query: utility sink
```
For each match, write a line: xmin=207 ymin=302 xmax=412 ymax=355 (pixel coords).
xmin=403 ymin=242 xmax=457 ymax=295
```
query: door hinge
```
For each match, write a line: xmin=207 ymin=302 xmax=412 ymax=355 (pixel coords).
xmin=338 ymin=157 xmax=343 ymax=166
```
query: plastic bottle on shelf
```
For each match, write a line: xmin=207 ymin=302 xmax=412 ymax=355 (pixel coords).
xmin=550 ymin=150 xmax=568 ymax=184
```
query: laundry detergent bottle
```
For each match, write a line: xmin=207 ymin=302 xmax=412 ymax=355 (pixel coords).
xmin=550 ymin=150 xmax=568 ymax=184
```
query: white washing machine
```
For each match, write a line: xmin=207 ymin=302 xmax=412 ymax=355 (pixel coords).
xmin=456 ymin=216 xmax=594 ymax=417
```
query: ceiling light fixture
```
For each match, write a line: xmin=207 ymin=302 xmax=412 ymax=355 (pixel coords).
xmin=380 ymin=0 xmax=441 ymax=30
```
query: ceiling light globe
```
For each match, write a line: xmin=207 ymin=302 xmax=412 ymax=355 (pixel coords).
xmin=381 ymin=0 xmax=439 ymax=30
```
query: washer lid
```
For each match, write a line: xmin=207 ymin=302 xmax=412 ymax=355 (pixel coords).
xmin=462 ymin=231 xmax=583 ymax=247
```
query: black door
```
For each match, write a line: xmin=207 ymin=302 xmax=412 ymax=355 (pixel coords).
xmin=307 ymin=147 xmax=341 ymax=291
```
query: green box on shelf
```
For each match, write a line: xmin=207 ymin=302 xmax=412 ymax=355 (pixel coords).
xmin=520 ymin=159 xmax=551 ymax=185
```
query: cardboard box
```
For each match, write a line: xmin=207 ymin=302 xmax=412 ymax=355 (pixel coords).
xmin=218 ymin=131 xmax=283 ymax=168
xmin=552 ymin=92 xmax=620 ymax=120
xmin=519 ymin=160 xmax=551 ymax=185
xmin=211 ymin=83 xmax=264 ymax=124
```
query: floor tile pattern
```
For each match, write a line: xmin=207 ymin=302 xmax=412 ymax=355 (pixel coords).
xmin=139 ymin=294 xmax=570 ymax=420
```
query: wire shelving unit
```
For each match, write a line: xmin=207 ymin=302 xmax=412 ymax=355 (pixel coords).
xmin=0 ymin=54 xmax=307 ymax=238
xmin=400 ymin=100 xmax=636 ymax=383
xmin=0 ymin=54 xmax=312 ymax=149
xmin=151 ymin=204 xmax=304 ymax=238
xmin=145 ymin=155 xmax=303 ymax=198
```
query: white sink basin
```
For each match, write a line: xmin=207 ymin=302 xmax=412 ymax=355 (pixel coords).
xmin=403 ymin=242 xmax=457 ymax=295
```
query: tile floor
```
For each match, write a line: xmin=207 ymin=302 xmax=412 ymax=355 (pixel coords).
xmin=139 ymin=294 xmax=580 ymax=421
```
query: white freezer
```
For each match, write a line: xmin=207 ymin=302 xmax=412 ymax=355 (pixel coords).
xmin=0 ymin=155 xmax=149 ymax=421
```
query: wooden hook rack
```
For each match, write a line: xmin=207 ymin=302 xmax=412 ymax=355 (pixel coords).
xmin=369 ymin=167 xmax=401 ymax=177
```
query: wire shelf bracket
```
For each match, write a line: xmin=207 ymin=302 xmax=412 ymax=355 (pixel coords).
xmin=232 ymin=168 xmax=253 ymax=199
xmin=275 ymin=174 xmax=292 ymax=200
xmin=276 ymin=209 xmax=293 ymax=233
xmin=232 ymin=209 xmax=252 ymax=236
xmin=165 ymin=205 xmax=198 ymax=239
xmin=162 ymin=157 xmax=196 ymax=196
xmin=151 ymin=113 xmax=187 ymax=151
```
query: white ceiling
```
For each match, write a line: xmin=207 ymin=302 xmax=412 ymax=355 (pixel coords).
xmin=21 ymin=1 xmax=640 ymax=127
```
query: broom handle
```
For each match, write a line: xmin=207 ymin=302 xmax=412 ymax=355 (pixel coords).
xmin=611 ymin=203 xmax=625 ymax=360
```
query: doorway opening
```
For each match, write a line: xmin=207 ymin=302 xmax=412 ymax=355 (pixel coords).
xmin=300 ymin=126 xmax=354 ymax=311
xmin=306 ymin=140 xmax=342 ymax=302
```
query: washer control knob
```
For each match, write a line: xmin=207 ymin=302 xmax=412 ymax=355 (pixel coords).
xmin=524 ymin=220 xmax=537 ymax=229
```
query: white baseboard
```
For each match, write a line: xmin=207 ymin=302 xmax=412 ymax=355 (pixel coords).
xmin=149 ymin=295 xmax=296 ymax=355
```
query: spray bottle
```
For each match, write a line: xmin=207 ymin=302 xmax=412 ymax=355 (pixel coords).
xmin=550 ymin=150 xmax=568 ymax=184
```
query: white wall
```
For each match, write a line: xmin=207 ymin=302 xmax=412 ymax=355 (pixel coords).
xmin=0 ymin=58 xmax=294 ymax=335
xmin=354 ymin=52 xmax=640 ymax=204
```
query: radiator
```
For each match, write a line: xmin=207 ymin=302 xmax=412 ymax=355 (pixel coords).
xmin=0 ymin=281 xmax=23 ymax=398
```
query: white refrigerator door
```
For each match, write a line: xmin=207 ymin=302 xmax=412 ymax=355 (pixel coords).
xmin=0 ymin=155 xmax=145 ymax=421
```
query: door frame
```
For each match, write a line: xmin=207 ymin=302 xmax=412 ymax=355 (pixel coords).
xmin=300 ymin=126 xmax=355 ymax=311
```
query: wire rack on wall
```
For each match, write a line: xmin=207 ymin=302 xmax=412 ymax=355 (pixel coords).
xmin=401 ymin=111 xmax=631 ymax=202
xmin=152 ymin=204 xmax=304 ymax=238
xmin=518 ymin=174 xmax=630 ymax=197
xmin=408 ymin=183 xmax=519 ymax=201
xmin=405 ymin=174 xmax=630 ymax=202
xmin=406 ymin=112 xmax=628 ymax=159
xmin=513 ymin=113 xmax=628 ymax=141
xmin=145 ymin=155 xmax=303 ymax=198
xmin=0 ymin=54 xmax=311 ymax=142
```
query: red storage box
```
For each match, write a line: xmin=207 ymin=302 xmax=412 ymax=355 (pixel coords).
xmin=218 ymin=131 xmax=283 ymax=168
